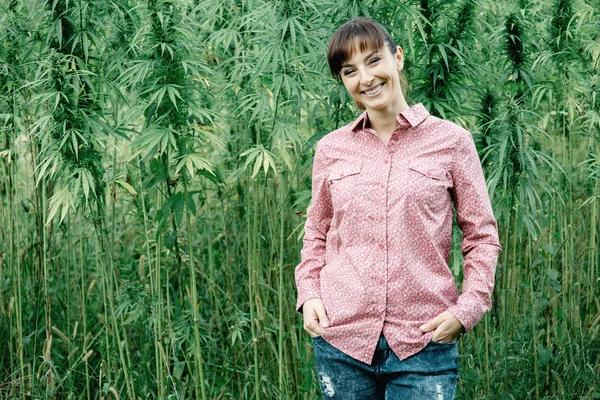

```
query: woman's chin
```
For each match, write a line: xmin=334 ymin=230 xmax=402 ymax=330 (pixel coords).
xmin=364 ymin=100 xmax=392 ymax=112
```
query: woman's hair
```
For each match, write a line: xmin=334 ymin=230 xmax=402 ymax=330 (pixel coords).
xmin=327 ymin=17 xmax=409 ymax=109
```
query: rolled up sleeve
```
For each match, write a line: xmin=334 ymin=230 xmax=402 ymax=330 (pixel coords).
xmin=295 ymin=141 xmax=333 ymax=314
xmin=447 ymin=129 xmax=503 ymax=332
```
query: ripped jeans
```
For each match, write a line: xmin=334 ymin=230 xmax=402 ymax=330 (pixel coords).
xmin=311 ymin=332 xmax=458 ymax=399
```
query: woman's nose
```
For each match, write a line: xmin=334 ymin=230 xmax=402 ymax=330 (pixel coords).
xmin=358 ymin=67 xmax=374 ymax=86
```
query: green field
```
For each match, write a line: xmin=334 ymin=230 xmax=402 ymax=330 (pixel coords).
xmin=1 ymin=0 xmax=599 ymax=398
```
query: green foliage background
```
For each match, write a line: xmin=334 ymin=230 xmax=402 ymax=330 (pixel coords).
xmin=1 ymin=0 xmax=599 ymax=398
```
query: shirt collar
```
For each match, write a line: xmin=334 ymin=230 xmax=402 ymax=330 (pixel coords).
xmin=350 ymin=103 xmax=430 ymax=133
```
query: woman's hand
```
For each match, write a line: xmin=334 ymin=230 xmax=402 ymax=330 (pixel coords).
xmin=302 ymin=298 xmax=330 ymax=338
xmin=419 ymin=311 xmax=465 ymax=343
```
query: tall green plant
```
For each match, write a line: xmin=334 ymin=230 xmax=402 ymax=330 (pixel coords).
xmin=120 ymin=0 xmax=221 ymax=397
xmin=410 ymin=0 xmax=478 ymax=119
xmin=30 ymin=0 xmax=139 ymax=397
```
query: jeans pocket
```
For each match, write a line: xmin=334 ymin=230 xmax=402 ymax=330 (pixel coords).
xmin=429 ymin=339 xmax=458 ymax=345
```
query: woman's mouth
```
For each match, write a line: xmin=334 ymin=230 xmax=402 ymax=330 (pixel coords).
xmin=363 ymin=83 xmax=384 ymax=96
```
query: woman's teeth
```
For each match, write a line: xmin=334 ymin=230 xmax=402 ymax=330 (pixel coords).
xmin=365 ymin=84 xmax=383 ymax=95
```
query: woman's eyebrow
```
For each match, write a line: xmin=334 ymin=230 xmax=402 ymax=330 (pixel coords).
xmin=341 ymin=50 xmax=380 ymax=68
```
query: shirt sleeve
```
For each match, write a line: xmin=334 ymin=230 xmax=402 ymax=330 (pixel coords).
xmin=447 ymin=129 xmax=503 ymax=332
xmin=294 ymin=141 xmax=333 ymax=314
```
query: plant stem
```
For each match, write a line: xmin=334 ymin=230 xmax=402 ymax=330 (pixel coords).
xmin=183 ymin=175 xmax=207 ymax=400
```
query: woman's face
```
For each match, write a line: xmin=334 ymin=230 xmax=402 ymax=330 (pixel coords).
xmin=339 ymin=43 xmax=404 ymax=113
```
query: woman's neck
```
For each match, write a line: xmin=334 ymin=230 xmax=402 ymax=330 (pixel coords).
xmin=366 ymin=96 xmax=410 ymax=135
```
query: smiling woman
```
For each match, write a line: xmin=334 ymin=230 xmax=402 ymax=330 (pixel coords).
xmin=295 ymin=17 xmax=502 ymax=399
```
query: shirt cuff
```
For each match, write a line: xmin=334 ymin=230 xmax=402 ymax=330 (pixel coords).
xmin=446 ymin=302 xmax=483 ymax=333
xmin=295 ymin=289 xmax=321 ymax=314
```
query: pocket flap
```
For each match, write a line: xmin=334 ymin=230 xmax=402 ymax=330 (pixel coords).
xmin=408 ymin=162 xmax=448 ymax=181
xmin=328 ymin=163 xmax=362 ymax=182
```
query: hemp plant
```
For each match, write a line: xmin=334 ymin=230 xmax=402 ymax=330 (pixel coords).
xmin=119 ymin=0 xmax=221 ymax=397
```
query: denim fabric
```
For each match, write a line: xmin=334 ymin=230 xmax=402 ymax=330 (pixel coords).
xmin=312 ymin=333 xmax=458 ymax=399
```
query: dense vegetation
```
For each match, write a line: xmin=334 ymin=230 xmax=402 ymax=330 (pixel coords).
xmin=1 ymin=0 xmax=599 ymax=398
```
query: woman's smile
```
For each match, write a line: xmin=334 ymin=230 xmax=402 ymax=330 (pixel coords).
xmin=362 ymin=83 xmax=385 ymax=96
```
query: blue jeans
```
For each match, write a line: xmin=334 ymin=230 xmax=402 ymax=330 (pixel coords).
xmin=311 ymin=332 xmax=458 ymax=399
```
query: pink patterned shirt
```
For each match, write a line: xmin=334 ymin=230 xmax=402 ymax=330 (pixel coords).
xmin=295 ymin=103 xmax=502 ymax=364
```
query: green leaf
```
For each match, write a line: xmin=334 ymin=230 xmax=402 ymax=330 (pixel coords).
xmin=166 ymin=85 xmax=183 ymax=110
xmin=173 ymin=361 xmax=185 ymax=380
xmin=187 ymin=195 xmax=196 ymax=216
xmin=252 ymin=151 xmax=263 ymax=178
xmin=148 ymin=86 xmax=167 ymax=110
xmin=116 ymin=181 xmax=138 ymax=197
xmin=47 ymin=187 xmax=75 ymax=226
xmin=55 ymin=18 xmax=63 ymax=48
xmin=175 ymin=153 xmax=216 ymax=178
xmin=438 ymin=44 xmax=449 ymax=70
xmin=134 ymin=127 xmax=174 ymax=156
xmin=165 ymin=230 xmax=177 ymax=250
xmin=537 ymin=345 xmax=553 ymax=367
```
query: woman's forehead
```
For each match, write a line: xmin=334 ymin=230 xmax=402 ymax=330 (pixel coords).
xmin=344 ymin=36 xmax=383 ymax=55
xmin=342 ymin=42 xmax=387 ymax=63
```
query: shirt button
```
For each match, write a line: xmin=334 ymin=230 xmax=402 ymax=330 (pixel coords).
xmin=383 ymin=159 xmax=389 ymax=164
xmin=379 ymin=243 xmax=385 ymax=250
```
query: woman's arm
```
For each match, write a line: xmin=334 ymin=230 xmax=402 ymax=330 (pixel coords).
xmin=445 ymin=128 xmax=503 ymax=332
xmin=295 ymin=141 xmax=333 ymax=314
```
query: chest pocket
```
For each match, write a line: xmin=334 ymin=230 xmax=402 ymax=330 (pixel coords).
xmin=406 ymin=161 xmax=452 ymax=210
xmin=327 ymin=163 xmax=363 ymax=211
xmin=408 ymin=163 xmax=448 ymax=181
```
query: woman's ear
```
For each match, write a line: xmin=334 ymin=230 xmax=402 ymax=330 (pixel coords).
xmin=395 ymin=46 xmax=404 ymax=71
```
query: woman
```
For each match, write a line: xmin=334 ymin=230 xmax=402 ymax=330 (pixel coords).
xmin=294 ymin=17 xmax=502 ymax=399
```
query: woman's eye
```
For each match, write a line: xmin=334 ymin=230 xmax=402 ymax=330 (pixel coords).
xmin=369 ymin=57 xmax=381 ymax=64
xmin=343 ymin=69 xmax=355 ymax=76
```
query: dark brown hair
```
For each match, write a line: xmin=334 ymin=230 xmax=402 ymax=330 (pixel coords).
xmin=327 ymin=17 xmax=409 ymax=109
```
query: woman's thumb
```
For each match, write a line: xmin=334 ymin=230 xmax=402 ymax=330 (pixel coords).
xmin=316 ymin=304 xmax=329 ymax=328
